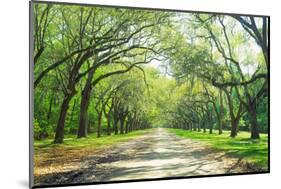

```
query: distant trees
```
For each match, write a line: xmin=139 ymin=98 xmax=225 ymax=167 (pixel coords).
xmin=162 ymin=14 xmax=268 ymax=139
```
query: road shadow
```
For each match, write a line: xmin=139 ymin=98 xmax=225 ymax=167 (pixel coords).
xmin=34 ymin=128 xmax=259 ymax=186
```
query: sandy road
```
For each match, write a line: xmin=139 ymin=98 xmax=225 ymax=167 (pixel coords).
xmin=36 ymin=128 xmax=250 ymax=186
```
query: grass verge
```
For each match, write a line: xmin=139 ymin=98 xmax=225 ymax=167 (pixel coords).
xmin=34 ymin=128 xmax=153 ymax=150
xmin=168 ymin=128 xmax=268 ymax=170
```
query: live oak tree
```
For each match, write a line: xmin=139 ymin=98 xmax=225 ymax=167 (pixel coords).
xmin=163 ymin=14 xmax=268 ymax=139
xmin=34 ymin=5 xmax=170 ymax=143
xmin=33 ymin=3 xmax=268 ymax=144
xmin=193 ymin=14 xmax=268 ymax=139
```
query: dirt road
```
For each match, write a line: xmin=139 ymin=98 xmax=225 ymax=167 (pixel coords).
xmin=36 ymin=128 xmax=251 ymax=186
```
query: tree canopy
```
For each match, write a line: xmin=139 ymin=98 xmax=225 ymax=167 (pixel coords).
xmin=33 ymin=3 xmax=269 ymax=143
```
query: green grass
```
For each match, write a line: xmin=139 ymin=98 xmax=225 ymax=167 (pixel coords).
xmin=168 ymin=128 xmax=268 ymax=169
xmin=34 ymin=129 xmax=152 ymax=150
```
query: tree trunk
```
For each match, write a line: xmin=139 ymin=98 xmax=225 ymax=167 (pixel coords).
xmin=86 ymin=113 xmax=90 ymax=134
xmin=218 ymin=89 xmax=223 ymax=134
xmin=248 ymin=103 xmax=260 ymax=139
xmin=120 ymin=116 xmax=124 ymax=134
xmin=97 ymin=111 xmax=102 ymax=138
xmin=193 ymin=123 xmax=196 ymax=131
xmin=47 ymin=97 xmax=53 ymax=120
xmin=223 ymin=88 xmax=244 ymax=138
xmin=235 ymin=82 xmax=261 ymax=139
xmin=129 ymin=119 xmax=134 ymax=132
xmin=207 ymin=110 xmax=213 ymax=134
xmin=77 ymin=88 xmax=91 ymax=138
xmin=209 ymin=124 xmax=213 ymax=134
xmin=106 ymin=112 xmax=111 ymax=136
xmin=77 ymin=70 xmax=94 ymax=138
xmin=54 ymin=91 xmax=75 ymax=143
xmin=203 ymin=121 xmax=206 ymax=133
xmin=125 ymin=120 xmax=129 ymax=134
xmin=230 ymin=119 xmax=239 ymax=137
xmin=70 ymin=99 xmax=77 ymax=122
xmin=113 ymin=118 xmax=119 ymax=135
xmin=209 ymin=98 xmax=222 ymax=135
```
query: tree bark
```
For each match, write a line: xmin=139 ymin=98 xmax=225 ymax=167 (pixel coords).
xmin=193 ymin=123 xmax=197 ymax=131
xmin=77 ymin=70 xmax=94 ymax=138
xmin=223 ymin=88 xmax=244 ymax=138
xmin=230 ymin=118 xmax=238 ymax=137
xmin=86 ymin=113 xmax=91 ymax=134
xmin=125 ymin=120 xmax=129 ymax=134
xmin=97 ymin=110 xmax=103 ymax=138
xmin=54 ymin=91 xmax=76 ymax=143
xmin=248 ymin=103 xmax=260 ymax=139
xmin=47 ymin=97 xmax=53 ymax=120
xmin=113 ymin=117 xmax=119 ymax=135
xmin=105 ymin=109 xmax=112 ymax=136
xmin=77 ymin=89 xmax=91 ymax=138
xmin=207 ymin=108 xmax=213 ymax=134
xmin=234 ymin=82 xmax=263 ymax=139
xmin=218 ymin=89 xmax=223 ymax=134
xmin=70 ymin=99 xmax=77 ymax=122
xmin=203 ymin=120 xmax=206 ymax=133
xmin=209 ymin=123 xmax=213 ymax=134
xmin=204 ymin=87 xmax=221 ymax=135
xmin=120 ymin=116 xmax=125 ymax=134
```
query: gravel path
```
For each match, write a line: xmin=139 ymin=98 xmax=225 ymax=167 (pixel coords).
xmin=36 ymin=128 xmax=250 ymax=186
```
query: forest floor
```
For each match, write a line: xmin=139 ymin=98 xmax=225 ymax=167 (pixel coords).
xmin=34 ymin=128 xmax=266 ymax=186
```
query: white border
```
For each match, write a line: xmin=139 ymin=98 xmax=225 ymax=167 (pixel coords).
xmin=1 ymin=0 xmax=280 ymax=189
